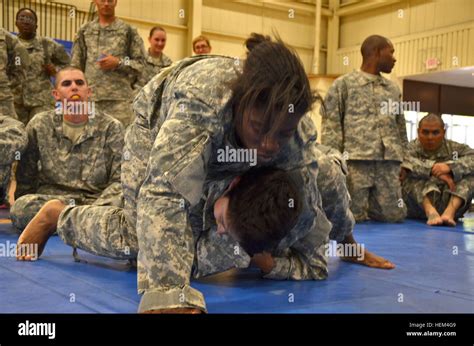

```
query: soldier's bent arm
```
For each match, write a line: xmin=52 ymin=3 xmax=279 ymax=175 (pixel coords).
xmin=95 ymin=120 xmax=124 ymax=201
xmin=136 ymin=96 xmax=215 ymax=313
xmin=321 ymin=80 xmax=345 ymax=153
xmin=15 ymin=120 xmax=40 ymax=198
xmin=449 ymin=142 xmax=474 ymax=181
xmin=401 ymin=141 xmax=434 ymax=178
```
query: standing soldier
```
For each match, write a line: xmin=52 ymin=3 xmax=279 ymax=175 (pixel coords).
xmin=0 ymin=28 xmax=30 ymax=119
xmin=71 ymin=0 xmax=145 ymax=127
xmin=321 ymin=34 xmax=408 ymax=223
xmin=136 ymin=26 xmax=172 ymax=89
xmin=12 ymin=8 xmax=71 ymax=125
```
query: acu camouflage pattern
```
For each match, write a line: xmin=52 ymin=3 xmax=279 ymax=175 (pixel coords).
xmin=11 ymin=35 xmax=70 ymax=122
xmin=0 ymin=115 xmax=27 ymax=204
xmin=310 ymin=143 xmax=354 ymax=242
xmin=402 ymin=139 xmax=474 ymax=219
xmin=0 ymin=28 xmax=30 ymax=119
xmin=321 ymin=70 xmax=408 ymax=161
xmin=11 ymin=110 xmax=124 ymax=231
xmin=122 ymin=55 xmax=331 ymax=312
xmin=135 ymin=50 xmax=172 ymax=89
xmin=347 ymin=160 xmax=407 ymax=222
xmin=71 ymin=18 xmax=146 ymax=102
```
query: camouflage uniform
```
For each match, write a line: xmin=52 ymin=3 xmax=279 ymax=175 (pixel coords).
xmin=54 ymin=56 xmax=332 ymax=313
xmin=0 ymin=29 xmax=30 ymax=119
xmin=402 ymin=139 xmax=474 ymax=219
xmin=0 ymin=115 xmax=27 ymax=205
xmin=135 ymin=50 xmax=172 ymax=90
xmin=312 ymin=143 xmax=354 ymax=242
xmin=10 ymin=109 xmax=124 ymax=232
xmin=11 ymin=35 xmax=70 ymax=125
xmin=321 ymin=70 xmax=408 ymax=222
xmin=71 ymin=18 xmax=146 ymax=127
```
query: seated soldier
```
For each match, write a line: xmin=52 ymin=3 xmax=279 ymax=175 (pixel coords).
xmin=0 ymin=115 xmax=28 ymax=207
xmin=401 ymin=113 xmax=474 ymax=226
xmin=10 ymin=67 xmax=124 ymax=233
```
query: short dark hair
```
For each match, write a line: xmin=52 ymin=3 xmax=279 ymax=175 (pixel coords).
xmin=55 ymin=66 xmax=87 ymax=87
xmin=418 ymin=113 xmax=445 ymax=129
xmin=360 ymin=35 xmax=391 ymax=60
xmin=229 ymin=33 xmax=320 ymax=140
xmin=16 ymin=7 xmax=38 ymax=23
xmin=226 ymin=167 xmax=303 ymax=256
xmin=149 ymin=26 xmax=166 ymax=38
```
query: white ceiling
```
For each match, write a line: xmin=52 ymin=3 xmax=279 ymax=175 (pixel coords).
xmin=403 ymin=66 xmax=474 ymax=88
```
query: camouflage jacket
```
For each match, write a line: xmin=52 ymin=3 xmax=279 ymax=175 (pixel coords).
xmin=0 ymin=29 xmax=30 ymax=113
xmin=321 ymin=70 xmax=408 ymax=161
xmin=16 ymin=110 xmax=124 ymax=204
xmin=0 ymin=115 xmax=27 ymax=204
xmin=402 ymin=139 xmax=474 ymax=181
xmin=135 ymin=50 xmax=172 ymax=89
xmin=11 ymin=35 xmax=70 ymax=108
xmin=124 ymin=55 xmax=331 ymax=313
xmin=71 ymin=18 xmax=145 ymax=101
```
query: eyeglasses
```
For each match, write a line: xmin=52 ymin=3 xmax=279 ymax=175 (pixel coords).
xmin=98 ymin=0 xmax=116 ymax=4
xmin=17 ymin=15 xmax=35 ymax=25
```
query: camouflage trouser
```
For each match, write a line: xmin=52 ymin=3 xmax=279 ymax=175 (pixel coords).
xmin=0 ymin=165 xmax=11 ymax=205
xmin=14 ymin=102 xmax=53 ymax=125
xmin=57 ymin=204 xmax=137 ymax=260
xmin=10 ymin=193 xmax=116 ymax=233
xmin=95 ymin=100 xmax=134 ymax=128
xmin=347 ymin=160 xmax=407 ymax=222
xmin=402 ymin=175 xmax=474 ymax=219
xmin=316 ymin=152 xmax=355 ymax=242
xmin=0 ymin=98 xmax=17 ymax=119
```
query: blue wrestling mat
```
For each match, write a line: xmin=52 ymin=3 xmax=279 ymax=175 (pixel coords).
xmin=0 ymin=211 xmax=473 ymax=313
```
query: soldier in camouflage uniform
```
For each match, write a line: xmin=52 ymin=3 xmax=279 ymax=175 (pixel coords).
xmin=0 ymin=115 xmax=28 ymax=206
xmin=71 ymin=0 xmax=145 ymax=127
xmin=401 ymin=113 xmax=474 ymax=226
xmin=135 ymin=26 xmax=172 ymax=90
xmin=12 ymin=8 xmax=71 ymax=125
xmin=10 ymin=67 xmax=124 ymax=233
xmin=0 ymin=28 xmax=30 ymax=120
xmin=321 ymin=35 xmax=408 ymax=223
xmin=17 ymin=35 xmax=394 ymax=312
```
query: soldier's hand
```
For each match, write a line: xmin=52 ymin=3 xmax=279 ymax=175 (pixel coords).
xmin=96 ymin=53 xmax=120 ymax=70
xmin=43 ymin=63 xmax=57 ymax=76
xmin=251 ymin=252 xmax=275 ymax=274
xmin=142 ymin=308 xmax=203 ymax=314
xmin=399 ymin=167 xmax=408 ymax=182
xmin=431 ymin=163 xmax=451 ymax=177
xmin=438 ymin=174 xmax=456 ymax=191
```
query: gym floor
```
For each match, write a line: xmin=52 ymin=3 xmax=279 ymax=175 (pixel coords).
xmin=1 ymin=209 xmax=473 ymax=313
